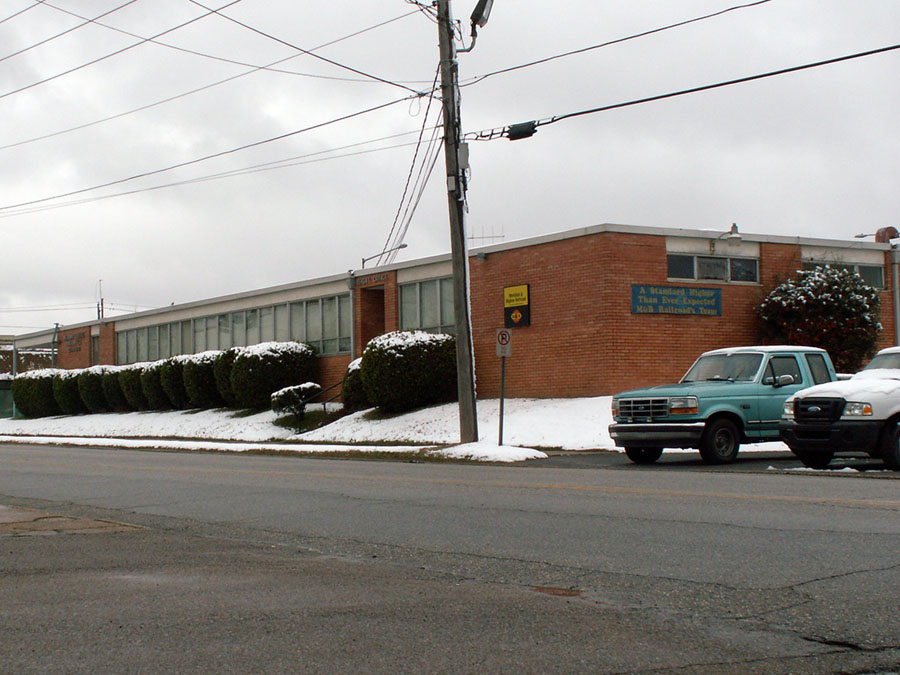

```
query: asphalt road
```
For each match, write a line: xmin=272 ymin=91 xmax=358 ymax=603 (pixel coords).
xmin=2 ymin=442 xmax=899 ymax=673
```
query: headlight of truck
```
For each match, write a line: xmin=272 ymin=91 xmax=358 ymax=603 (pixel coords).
xmin=669 ymin=396 xmax=698 ymax=415
xmin=611 ymin=399 xmax=619 ymax=416
xmin=782 ymin=400 xmax=795 ymax=420
xmin=843 ymin=401 xmax=873 ymax=417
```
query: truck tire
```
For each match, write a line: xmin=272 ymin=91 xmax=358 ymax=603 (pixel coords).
xmin=624 ymin=447 xmax=663 ymax=464
xmin=699 ymin=418 xmax=740 ymax=464
xmin=880 ymin=422 xmax=900 ymax=470
xmin=793 ymin=449 xmax=834 ymax=470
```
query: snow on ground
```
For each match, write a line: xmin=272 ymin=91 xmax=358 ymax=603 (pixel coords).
xmin=0 ymin=395 xmax=790 ymax=462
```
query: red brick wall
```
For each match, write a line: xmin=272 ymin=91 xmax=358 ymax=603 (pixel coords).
xmin=56 ymin=327 xmax=92 ymax=369
xmin=317 ymin=354 xmax=352 ymax=400
xmin=98 ymin=323 xmax=116 ymax=366
xmin=353 ymin=270 xmax=398 ymax=356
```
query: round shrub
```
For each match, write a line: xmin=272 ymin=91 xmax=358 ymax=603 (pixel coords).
xmin=101 ymin=367 xmax=129 ymax=411
xmin=183 ymin=351 xmax=224 ymax=409
xmin=230 ymin=341 xmax=316 ymax=409
xmin=271 ymin=382 xmax=322 ymax=432
xmin=53 ymin=369 xmax=89 ymax=415
xmin=360 ymin=331 xmax=457 ymax=413
xmin=77 ymin=366 xmax=109 ymax=414
xmin=159 ymin=356 xmax=190 ymax=409
xmin=140 ymin=361 xmax=171 ymax=410
xmin=118 ymin=365 xmax=148 ymax=411
xmin=213 ymin=348 xmax=240 ymax=407
xmin=341 ymin=358 xmax=371 ymax=412
xmin=11 ymin=369 xmax=62 ymax=418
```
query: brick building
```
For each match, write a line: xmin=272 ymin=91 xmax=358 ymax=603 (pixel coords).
xmin=11 ymin=223 xmax=898 ymax=396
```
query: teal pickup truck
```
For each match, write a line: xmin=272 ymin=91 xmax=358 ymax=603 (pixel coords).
xmin=609 ymin=346 xmax=837 ymax=465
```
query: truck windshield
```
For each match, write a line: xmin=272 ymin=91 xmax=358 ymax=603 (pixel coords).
xmin=682 ymin=353 xmax=763 ymax=383
xmin=863 ymin=353 xmax=900 ymax=371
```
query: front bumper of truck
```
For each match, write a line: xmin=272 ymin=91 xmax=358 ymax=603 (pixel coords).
xmin=779 ymin=419 xmax=882 ymax=454
xmin=608 ymin=421 xmax=706 ymax=449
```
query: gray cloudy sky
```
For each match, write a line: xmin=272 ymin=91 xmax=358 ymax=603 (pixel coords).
xmin=1 ymin=0 xmax=898 ymax=335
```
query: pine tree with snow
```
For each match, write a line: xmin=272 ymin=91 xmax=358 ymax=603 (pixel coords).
xmin=758 ymin=265 xmax=882 ymax=373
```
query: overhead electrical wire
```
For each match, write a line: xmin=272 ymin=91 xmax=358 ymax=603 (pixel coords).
xmin=467 ymin=42 xmax=900 ymax=141
xmin=0 ymin=1 xmax=43 ymax=25
xmin=0 ymin=8 xmax=425 ymax=152
xmin=0 ymin=0 xmax=245 ymax=102
xmin=0 ymin=0 xmax=142 ymax=64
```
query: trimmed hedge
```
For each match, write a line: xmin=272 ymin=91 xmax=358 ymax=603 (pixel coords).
xmin=53 ymin=370 xmax=89 ymax=415
xmin=360 ymin=331 xmax=457 ymax=413
xmin=183 ymin=352 xmax=223 ymax=408
xmin=11 ymin=370 xmax=62 ymax=418
xmin=159 ymin=357 xmax=190 ymax=409
xmin=77 ymin=367 xmax=109 ymax=414
xmin=118 ymin=366 xmax=148 ymax=411
xmin=230 ymin=342 xmax=316 ymax=409
xmin=213 ymin=348 xmax=240 ymax=407
xmin=271 ymin=382 xmax=321 ymax=432
xmin=101 ymin=367 xmax=130 ymax=412
xmin=341 ymin=358 xmax=371 ymax=412
xmin=140 ymin=362 xmax=171 ymax=410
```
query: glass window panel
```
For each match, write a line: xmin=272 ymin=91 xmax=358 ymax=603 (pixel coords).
xmin=137 ymin=327 xmax=149 ymax=362
xmin=206 ymin=316 xmax=218 ymax=351
xmin=126 ymin=330 xmax=136 ymax=363
xmin=290 ymin=303 xmax=306 ymax=341
xmin=400 ymin=284 xmax=418 ymax=330
xmin=158 ymin=324 xmax=170 ymax=359
xmin=232 ymin=311 xmax=246 ymax=347
xmin=260 ymin=307 xmax=275 ymax=342
xmin=306 ymin=301 xmax=322 ymax=342
xmin=730 ymin=258 xmax=758 ymax=282
xmin=181 ymin=320 xmax=192 ymax=354
xmin=148 ymin=326 xmax=159 ymax=361
xmin=218 ymin=315 xmax=231 ymax=350
xmin=322 ymin=339 xmax=338 ymax=355
xmin=117 ymin=333 xmax=127 ymax=365
xmin=193 ymin=318 xmax=206 ymax=353
xmin=858 ymin=265 xmax=884 ymax=289
xmin=420 ymin=280 xmax=439 ymax=330
xmin=440 ymin=278 xmax=454 ymax=328
xmin=338 ymin=295 xmax=351 ymax=340
xmin=246 ymin=309 xmax=260 ymax=345
xmin=697 ymin=256 xmax=728 ymax=280
xmin=806 ymin=353 xmax=831 ymax=385
xmin=275 ymin=305 xmax=290 ymax=341
xmin=339 ymin=337 xmax=351 ymax=353
xmin=322 ymin=297 xmax=337 ymax=340
xmin=667 ymin=254 xmax=695 ymax=279
xmin=169 ymin=322 xmax=181 ymax=355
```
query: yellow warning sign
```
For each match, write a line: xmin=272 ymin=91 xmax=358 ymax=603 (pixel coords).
xmin=504 ymin=285 xmax=529 ymax=308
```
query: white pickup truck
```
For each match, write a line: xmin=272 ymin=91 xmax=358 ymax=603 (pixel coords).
xmin=780 ymin=346 xmax=900 ymax=469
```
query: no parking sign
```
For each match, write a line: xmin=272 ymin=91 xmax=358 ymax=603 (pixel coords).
xmin=496 ymin=328 xmax=512 ymax=357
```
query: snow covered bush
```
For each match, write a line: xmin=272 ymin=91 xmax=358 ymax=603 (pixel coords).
xmin=101 ymin=367 xmax=129 ymax=411
xmin=77 ymin=366 xmax=109 ymax=414
xmin=758 ymin=265 xmax=882 ymax=372
xmin=117 ymin=365 xmax=148 ymax=411
xmin=271 ymin=382 xmax=321 ymax=431
xmin=360 ymin=331 xmax=456 ymax=413
xmin=140 ymin=362 xmax=171 ymax=410
xmin=183 ymin=351 xmax=224 ymax=408
xmin=159 ymin=356 xmax=190 ymax=409
xmin=11 ymin=369 xmax=62 ymax=417
xmin=341 ymin=358 xmax=371 ymax=412
xmin=213 ymin=348 xmax=240 ymax=407
xmin=52 ymin=369 xmax=88 ymax=415
xmin=229 ymin=341 xmax=316 ymax=409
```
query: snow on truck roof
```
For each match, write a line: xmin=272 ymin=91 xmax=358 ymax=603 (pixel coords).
xmin=700 ymin=345 xmax=827 ymax=357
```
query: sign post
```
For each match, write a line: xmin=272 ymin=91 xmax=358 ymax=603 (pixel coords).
xmin=496 ymin=328 xmax=512 ymax=445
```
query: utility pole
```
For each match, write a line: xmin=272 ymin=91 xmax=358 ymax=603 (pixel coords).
xmin=436 ymin=0 xmax=478 ymax=443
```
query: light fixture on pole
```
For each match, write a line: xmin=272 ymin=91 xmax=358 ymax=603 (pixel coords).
xmin=361 ymin=243 xmax=407 ymax=269
xmin=717 ymin=223 xmax=741 ymax=241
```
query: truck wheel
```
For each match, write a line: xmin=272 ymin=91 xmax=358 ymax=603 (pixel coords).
xmin=699 ymin=419 xmax=740 ymax=464
xmin=793 ymin=449 xmax=834 ymax=470
xmin=624 ymin=447 xmax=663 ymax=464
xmin=880 ymin=422 xmax=900 ymax=470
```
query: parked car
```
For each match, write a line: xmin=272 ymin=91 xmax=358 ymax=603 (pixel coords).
xmin=780 ymin=346 xmax=900 ymax=470
xmin=610 ymin=346 xmax=837 ymax=465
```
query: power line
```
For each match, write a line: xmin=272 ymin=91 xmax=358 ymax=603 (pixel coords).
xmin=0 ymin=95 xmax=422 ymax=213
xmin=0 ymin=1 xmax=43 ymax=25
xmin=468 ymin=43 xmax=900 ymax=141
xmin=186 ymin=0 xmax=421 ymax=94
xmin=0 ymin=9 xmax=424 ymax=153
xmin=0 ymin=0 xmax=141 ymax=64
xmin=460 ymin=0 xmax=774 ymax=90
xmin=0 ymin=0 xmax=245 ymax=102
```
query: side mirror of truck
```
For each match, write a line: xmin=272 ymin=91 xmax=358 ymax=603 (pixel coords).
xmin=775 ymin=374 xmax=795 ymax=387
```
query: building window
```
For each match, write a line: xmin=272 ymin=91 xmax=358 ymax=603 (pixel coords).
xmin=802 ymin=262 xmax=884 ymax=289
xmin=399 ymin=278 xmax=455 ymax=333
xmin=667 ymin=254 xmax=758 ymax=283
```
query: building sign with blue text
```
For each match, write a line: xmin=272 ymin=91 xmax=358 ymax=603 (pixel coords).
xmin=631 ymin=285 xmax=721 ymax=316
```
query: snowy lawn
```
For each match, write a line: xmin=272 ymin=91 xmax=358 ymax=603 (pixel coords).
xmin=0 ymin=396 xmax=789 ymax=462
